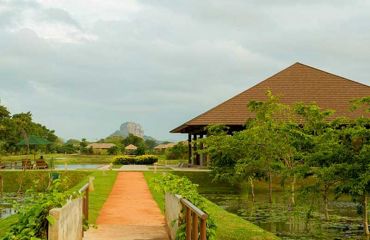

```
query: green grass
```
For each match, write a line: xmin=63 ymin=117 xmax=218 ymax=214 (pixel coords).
xmin=1 ymin=153 xmax=188 ymax=166
xmin=87 ymin=171 xmax=118 ymax=223
xmin=0 ymin=154 xmax=114 ymax=164
xmin=0 ymin=171 xmax=90 ymax=192
xmin=0 ymin=214 xmax=17 ymax=238
xmin=143 ymin=172 xmax=279 ymax=240
xmin=144 ymin=172 xmax=166 ymax=213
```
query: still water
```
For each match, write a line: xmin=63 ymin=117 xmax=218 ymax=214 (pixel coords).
xmin=204 ymin=192 xmax=367 ymax=240
xmin=175 ymin=172 xmax=368 ymax=240
xmin=54 ymin=164 xmax=104 ymax=170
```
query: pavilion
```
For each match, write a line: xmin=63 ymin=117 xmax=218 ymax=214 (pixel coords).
xmin=171 ymin=62 xmax=370 ymax=166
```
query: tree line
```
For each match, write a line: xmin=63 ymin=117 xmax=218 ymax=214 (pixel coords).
xmin=198 ymin=91 xmax=370 ymax=236
xmin=0 ymin=105 xmax=58 ymax=154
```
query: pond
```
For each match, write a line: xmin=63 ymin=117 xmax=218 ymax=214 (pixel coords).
xmin=0 ymin=204 xmax=15 ymax=219
xmin=0 ymin=193 xmax=21 ymax=219
xmin=204 ymin=192 xmax=366 ymax=240
xmin=54 ymin=164 xmax=105 ymax=170
xmin=175 ymin=172 xmax=368 ymax=240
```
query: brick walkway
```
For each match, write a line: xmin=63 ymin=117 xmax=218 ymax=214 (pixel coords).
xmin=83 ymin=172 xmax=169 ymax=240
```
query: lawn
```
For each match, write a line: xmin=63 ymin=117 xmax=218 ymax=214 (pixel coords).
xmin=0 ymin=154 xmax=114 ymax=164
xmin=86 ymin=171 xmax=118 ymax=223
xmin=0 ymin=171 xmax=90 ymax=192
xmin=143 ymin=172 xmax=279 ymax=240
xmin=0 ymin=215 xmax=17 ymax=238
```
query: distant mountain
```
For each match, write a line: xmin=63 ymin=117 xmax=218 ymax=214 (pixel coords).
xmin=110 ymin=122 xmax=161 ymax=143
xmin=111 ymin=122 xmax=144 ymax=138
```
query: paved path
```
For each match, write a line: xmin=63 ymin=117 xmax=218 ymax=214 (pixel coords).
xmin=84 ymin=172 xmax=169 ymax=240
xmin=119 ymin=165 xmax=149 ymax=171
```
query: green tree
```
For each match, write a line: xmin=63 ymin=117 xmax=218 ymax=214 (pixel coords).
xmin=334 ymin=119 xmax=370 ymax=236
xmin=165 ymin=142 xmax=188 ymax=160
xmin=107 ymin=145 xmax=120 ymax=155
xmin=144 ymin=139 xmax=157 ymax=150
xmin=122 ymin=134 xmax=144 ymax=147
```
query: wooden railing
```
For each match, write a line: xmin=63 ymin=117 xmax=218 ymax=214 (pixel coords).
xmin=181 ymin=198 xmax=208 ymax=240
xmin=79 ymin=183 xmax=90 ymax=221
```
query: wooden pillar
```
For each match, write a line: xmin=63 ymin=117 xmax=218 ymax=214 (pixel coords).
xmin=199 ymin=134 xmax=204 ymax=166
xmin=188 ymin=133 xmax=192 ymax=165
xmin=193 ymin=134 xmax=198 ymax=165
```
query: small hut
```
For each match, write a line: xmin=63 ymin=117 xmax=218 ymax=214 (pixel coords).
xmin=154 ymin=143 xmax=176 ymax=153
xmin=125 ymin=144 xmax=138 ymax=155
xmin=87 ymin=143 xmax=116 ymax=154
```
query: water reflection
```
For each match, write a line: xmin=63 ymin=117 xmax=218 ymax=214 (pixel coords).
xmin=0 ymin=205 xmax=15 ymax=219
xmin=204 ymin=193 xmax=366 ymax=240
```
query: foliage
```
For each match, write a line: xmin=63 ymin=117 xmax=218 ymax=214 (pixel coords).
xmin=200 ymin=92 xmax=370 ymax=235
xmin=144 ymin=172 xmax=278 ymax=240
xmin=113 ymin=155 xmax=158 ymax=165
xmin=351 ymin=96 xmax=370 ymax=112
xmin=2 ymin=179 xmax=78 ymax=240
xmin=0 ymin=171 xmax=89 ymax=193
xmin=0 ymin=104 xmax=58 ymax=154
xmin=145 ymin=139 xmax=157 ymax=150
xmin=122 ymin=134 xmax=144 ymax=147
xmin=165 ymin=142 xmax=188 ymax=160
xmin=150 ymin=173 xmax=217 ymax=240
xmin=107 ymin=146 xmax=120 ymax=155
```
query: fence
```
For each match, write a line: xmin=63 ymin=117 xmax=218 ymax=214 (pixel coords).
xmin=165 ymin=193 xmax=208 ymax=240
xmin=79 ymin=182 xmax=90 ymax=224
xmin=181 ymin=198 xmax=208 ymax=240
xmin=48 ymin=180 xmax=92 ymax=240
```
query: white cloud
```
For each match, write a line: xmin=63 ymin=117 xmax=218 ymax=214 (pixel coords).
xmin=0 ymin=0 xmax=369 ymax=141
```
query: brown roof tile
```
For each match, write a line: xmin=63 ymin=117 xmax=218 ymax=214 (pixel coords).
xmin=171 ymin=63 xmax=370 ymax=133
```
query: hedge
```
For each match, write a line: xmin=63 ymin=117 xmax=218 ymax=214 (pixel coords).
xmin=113 ymin=155 xmax=158 ymax=165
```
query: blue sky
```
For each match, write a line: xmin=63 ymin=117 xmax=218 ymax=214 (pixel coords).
xmin=0 ymin=0 xmax=370 ymax=141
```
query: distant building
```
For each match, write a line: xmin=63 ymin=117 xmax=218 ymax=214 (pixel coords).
xmin=171 ymin=63 xmax=370 ymax=166
xmin=125 ymin=144 xmax=137 ymax=155
xmin=87 ymin=143 xmax=116 ymax=154
xmin=154 ymin=143 xmax=176 ymax=153
xmin=87 ymin=143 xmax=116 ymax=149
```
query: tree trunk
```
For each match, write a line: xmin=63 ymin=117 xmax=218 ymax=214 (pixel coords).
xmin=291 ymin=174 xmax=296 ymax=206
xmin=249 ymin=176 xmax=255 ymax=203
xmin=364 ymin=194 xmax=369 ymax=236
xmin=324 ymin=187 xmax=329 ymax=221
xmin=268 ymin=171 xmax=273 ymax=204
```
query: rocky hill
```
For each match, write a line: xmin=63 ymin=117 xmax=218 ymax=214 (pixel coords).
xmin=111 ymin=122 xmax=144 ymax=138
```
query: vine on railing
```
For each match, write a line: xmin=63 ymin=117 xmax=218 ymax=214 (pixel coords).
xmin=2 ymin=179 xmax=79 ymax=240
xmin=150 ymin=173 xmax=217 ymax=240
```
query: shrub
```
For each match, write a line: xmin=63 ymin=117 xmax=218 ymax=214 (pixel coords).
xmin=3 ymin=179 xmax=79 ymax=240
xmin=165 ymin=142 xmax=188 ymax=160
xmin=113 ymin=155 xmax=158 ymax=165
xmin=150 ymin=173 xmax=217 ymax=240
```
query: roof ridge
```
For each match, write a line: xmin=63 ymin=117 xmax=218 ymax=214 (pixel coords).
xmin=181 ymin=63 xmax=302 ymax=126
xmin=294 ymin=62 xmax=370 ymax=89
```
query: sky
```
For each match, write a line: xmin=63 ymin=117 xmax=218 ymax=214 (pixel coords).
xmin=0 ymin=0 xmax=370 ymax=142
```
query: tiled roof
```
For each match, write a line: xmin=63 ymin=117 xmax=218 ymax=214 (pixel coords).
xmin=125 ymin=144 xmax=138 ymax=150
xmin=88 ymin=143 xmax=116 ymax=149
xmin=154 ymin=143 xmax=176 ymax=149
xmin=171 ymin=63 xmax=370 ymax=133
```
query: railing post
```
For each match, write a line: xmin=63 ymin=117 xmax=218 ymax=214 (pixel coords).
xmin=192 ymin=213 xmax=198 ymax=240
xmin=200 ymin=219 xmax=207 ymax=240
xmin=186 ymin=206 xmax=192 ymax=240
xmin=85 ymin=189 xmax=89 ymax=220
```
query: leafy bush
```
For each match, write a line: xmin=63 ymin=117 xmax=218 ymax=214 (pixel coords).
xmin=3 ymin=179 xmax=79 ymax=240
xmin=113 ymin=155 xmax=158 ymax=165
xmin=165 ymin=142 xmax=188 ymax=160
xmin=150 ymin=173 xmax=217 ymax=240
xmin=107 ymin=146 xmax=120 ymax=155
